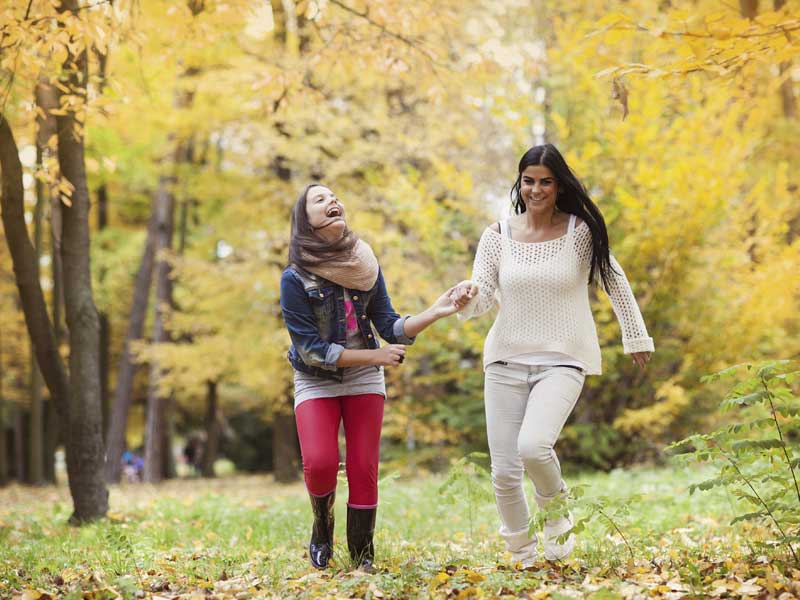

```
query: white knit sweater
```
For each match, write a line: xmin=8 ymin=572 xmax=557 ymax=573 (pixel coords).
xmin=459 ymin=218 xmax=654 ymax=375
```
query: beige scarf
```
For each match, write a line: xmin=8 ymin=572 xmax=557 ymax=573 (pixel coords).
xmin=303 ymin=239 xmax=379 ymax=291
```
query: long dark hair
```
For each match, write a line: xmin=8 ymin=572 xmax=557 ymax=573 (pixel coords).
xmin=510 ymin=144 xmax=617 ymax=289
xmin=288 ymin=183 xmax=359 ymax=269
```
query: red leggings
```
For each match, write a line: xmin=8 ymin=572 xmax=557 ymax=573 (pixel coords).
xmin=294 ymin=393 xmax=384 ymax=508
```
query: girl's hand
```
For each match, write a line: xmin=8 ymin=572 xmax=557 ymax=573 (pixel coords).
xmin=372 ymin=344 xmax=407 ymax=366
xmin=631 ymin=352 xmax=651 ymax=369
xmin=431 ymin=286 xmax=462 ymax=318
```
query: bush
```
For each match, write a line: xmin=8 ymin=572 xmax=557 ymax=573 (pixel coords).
xmin=667 ymin=359 xmax=800 ymax=565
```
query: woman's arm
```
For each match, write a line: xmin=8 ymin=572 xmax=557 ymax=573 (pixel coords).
xmin=401 ymin=286 xmax=460 ymax=338
xmin=337 ymin=346 xmax=406 ymax=367
xmin=456 ymin=226 xmax=502 ymax=320
xmin=602 ymin=253 xmax=655 ymax=360
xmin=365 ymin=269 xmax=417 ymax=345
xmin=367 ymin=271 xmax=460 ymax=341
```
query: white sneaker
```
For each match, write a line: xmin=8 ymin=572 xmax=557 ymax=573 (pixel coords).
xmin=543 ymin=511 xmax=575 ymax=561
xmin=516 ymin=555 xmax=537 ymax=569
xmin=501 ymin=526 xmax=538 ymax=568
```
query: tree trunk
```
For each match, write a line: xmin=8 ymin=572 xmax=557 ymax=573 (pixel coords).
xmin=44 ymin=401 xmax=58 ymax=483
xmin=28 ymin=144 xmax=46 ymax=485
xmin=98 ymin=184 xmax=111 ymax=444
xmin=14 ymin=409 xmax=26 ymax=482
xmin=0 ymin=114 xmax=69 ymax=418
xmin=777 ymin=62 xmax=796 ymax=120
xmin=46 ymin=160 xmax=64 ymax=485
xmin=142 ymin=0 xmax=204 ymax=483
xmin=0 ymin=329 xmax=5 ymax=486
xmin=162 ymin=396 xmax=177 ymax=479
xmin=739 ymin=0 xmax=758 ymax=18
xmin=35 ymin=78 xmax=62 ymax=485
xmin=773 ymin=0 xmax=796 ymax=119
xmin=94 ymin=43 xmax=112 ymax=444
xmin=0 ymin=423 xmax=7 ymax=485
xmin=272 ymin=403 xmax=299 ymax=483
xmin=47 ymin=116 xmax=65 ymax=485
xmin=99 ymin=311 xmax=110 ymax=443
xmin=143 ymin=183 xmax=175 ymax=483
xmin=201 ymin=380 xmax=220 ymax=478
xmin=54 ymin=0 xmax=108 ymax=522
xmin=270 ymin=0 xmax=287 ymax=45
xmin=0 ymin=116 xmax=70 ymax=417
xmin=104 ymin=207 xmax=157 ymax=482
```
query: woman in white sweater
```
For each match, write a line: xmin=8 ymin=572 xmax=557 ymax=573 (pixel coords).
xmin=453 ymin=144 xmax=653 ymax=566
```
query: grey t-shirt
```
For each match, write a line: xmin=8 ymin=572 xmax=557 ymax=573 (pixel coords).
xmin=293 ymin=290 xmax=409 ymax=408
xmin=294 ymin=364 xmax=386 ymax=408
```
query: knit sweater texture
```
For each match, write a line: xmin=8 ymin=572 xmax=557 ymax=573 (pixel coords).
xmin=459 ymin=218 xmax=654 ymax=374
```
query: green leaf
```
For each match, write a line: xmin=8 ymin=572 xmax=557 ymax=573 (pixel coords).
xmin=721 ymin=390 xmax=769 ymax=409
xmin=731 ymin=511 xmax=766 ymax=524
xmin=701 ymin=363 xmax=749 ymax=383
xmin=731 ymin=439 xmax=784 ymax=451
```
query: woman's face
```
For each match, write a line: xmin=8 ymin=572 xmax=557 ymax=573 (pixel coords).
xmin=519 ymin=164 xmax=558 ymax=215
xmin=305 ymin=185 xmax=346 ymax=241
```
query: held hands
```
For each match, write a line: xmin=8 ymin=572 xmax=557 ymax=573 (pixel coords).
xmin=429 ymin=281 xmax=480 ymax=318
xmin=381 ymin=280 xmax=480 ymax=368
xmin=450 ymin=280 xmax=479 ymax=311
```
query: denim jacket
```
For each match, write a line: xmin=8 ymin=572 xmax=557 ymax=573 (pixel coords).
xmin=280 ymin=264 xmax=415 ymax=382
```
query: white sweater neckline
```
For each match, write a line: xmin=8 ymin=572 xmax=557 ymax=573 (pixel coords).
xmin=487 ymin=219 xmax=588 ymax=245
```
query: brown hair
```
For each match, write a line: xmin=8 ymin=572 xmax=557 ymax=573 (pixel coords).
xmin=288 ymin=183 xmax=359 ymax=269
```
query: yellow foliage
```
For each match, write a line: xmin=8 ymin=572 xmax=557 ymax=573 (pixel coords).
xmin=614 ymin=380 xmax=690 ymax=437
xmin=1 ymin=0 xmax=797 ymax=459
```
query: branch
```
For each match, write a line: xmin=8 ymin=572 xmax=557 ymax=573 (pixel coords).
xmin=327 ymin=0 xmax=443 ymax=69
xmin=0 ymin=0 xmax=114 ymax=36
xmin=607 ymin=22 xmax=800 ymax=40
xmin=762 ymin=377 xmax=800 ymax=506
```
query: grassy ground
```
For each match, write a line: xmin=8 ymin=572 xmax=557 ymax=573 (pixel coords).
xmin=1 ymin=463 xmax=798 ymax=599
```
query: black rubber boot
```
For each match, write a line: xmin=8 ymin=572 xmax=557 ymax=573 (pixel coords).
xmin=347 ymin=506 xmax=376 ymax=572
xmin=309 ymin=491 xmax=335 ymax=569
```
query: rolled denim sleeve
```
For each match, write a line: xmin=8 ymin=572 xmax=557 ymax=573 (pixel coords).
xmin=325 ymin=343 xmax=346 ymax=367
xmin=392 ymin=315 xmax=415 ymax=345
xmin=366 ymin=268 xmax=417 ymax=345
xmin=280 ymin=269 xmax=343 ymax=371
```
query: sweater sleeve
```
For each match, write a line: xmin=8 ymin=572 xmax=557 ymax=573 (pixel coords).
xmin=602 ymin=254 xmax=655 ymax=354
xmin=574 ymin=222 xmax=654 ymax=354
xmin=458 ymin=227 xmax=502 ymax=320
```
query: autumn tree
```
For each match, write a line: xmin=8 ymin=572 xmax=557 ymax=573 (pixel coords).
xmin=0 ymin=0 xmax=112 ymax=520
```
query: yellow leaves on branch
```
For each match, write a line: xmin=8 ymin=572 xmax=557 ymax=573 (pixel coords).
xmin=0 ymin=3 xmax=118 ymax=109
xmin=591 ymin=7 xmax=799 ymax=80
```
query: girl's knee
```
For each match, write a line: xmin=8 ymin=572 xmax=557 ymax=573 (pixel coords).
xmin=303 ymin=456 xmax=339 ymax=484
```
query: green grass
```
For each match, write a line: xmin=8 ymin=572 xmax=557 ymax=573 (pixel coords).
xmin=0 ymin=463 xmax=797 ymax=599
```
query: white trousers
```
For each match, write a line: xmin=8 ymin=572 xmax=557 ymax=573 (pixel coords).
xmin=484 ymin=362 xmax=585 ymax=560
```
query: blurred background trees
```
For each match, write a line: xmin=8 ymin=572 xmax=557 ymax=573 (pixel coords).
xmin=0 ymin=0 xmax=797 ymax=514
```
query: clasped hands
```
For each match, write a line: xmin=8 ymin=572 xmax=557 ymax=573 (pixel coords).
xmin=431 ymin=280 xmax=480 ymax=318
